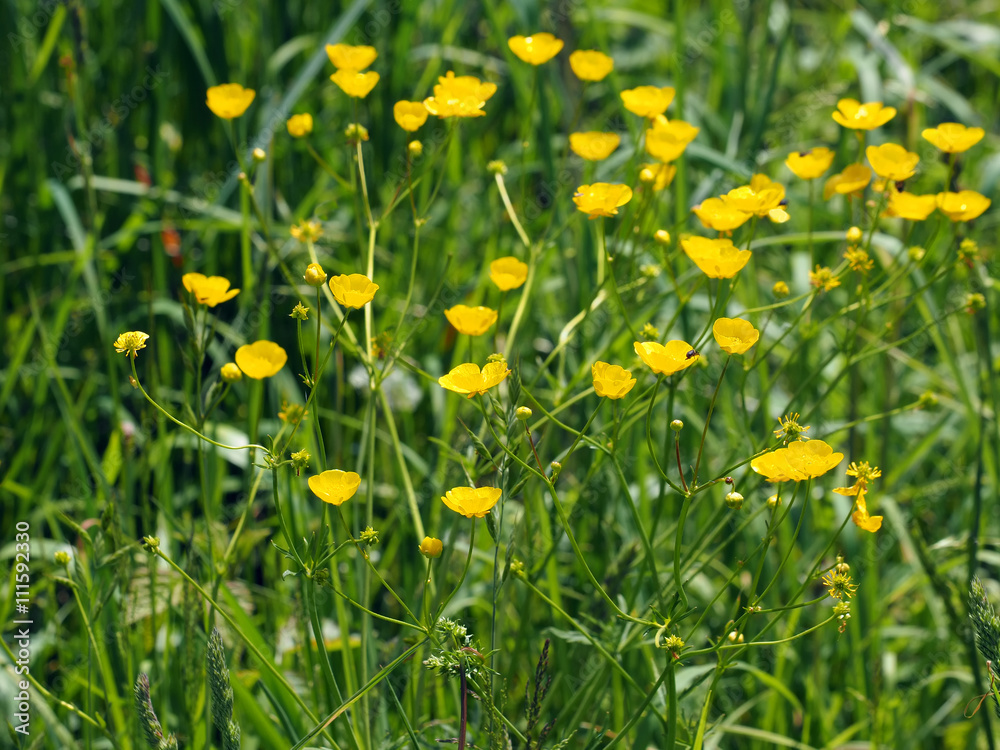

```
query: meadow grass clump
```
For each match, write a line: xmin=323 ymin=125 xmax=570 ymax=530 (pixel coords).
xmin=2 ymin=2 xmax=999 ymax=749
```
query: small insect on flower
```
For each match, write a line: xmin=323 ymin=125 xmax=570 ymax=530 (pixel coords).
xmin=114 ymin=331 xmax=150 ymax=359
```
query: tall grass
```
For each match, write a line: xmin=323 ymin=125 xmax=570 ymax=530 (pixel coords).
xmin=2 ymin=1 xmax=1000 ymax=749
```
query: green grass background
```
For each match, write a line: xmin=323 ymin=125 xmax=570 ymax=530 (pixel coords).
xmin=2 ymin=0 xmax=1000 ymax=748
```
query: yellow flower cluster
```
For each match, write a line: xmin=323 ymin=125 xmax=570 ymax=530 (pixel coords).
xmin=326 ymin=43 xmax=380 ymax=99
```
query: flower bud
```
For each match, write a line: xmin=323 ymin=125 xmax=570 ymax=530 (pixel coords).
xmin=515 ymin=406 xmax=532 ymax=421
xmin=252 ymin=147 xmax=267 ymax=162
xmin=766 ymin=493 xmax=781 ymax=509
xmin=419 ymin=536 xmax=443 ymax=558
xmin=345 ymin=123 xmax=369 ymax=141
xmin=408 ymin=140 xmax=423 ymax=156
xmin=304 ymin=262 xmax=328 ymax=287
xmin=654 ymin=229 xmax=671 ymax=245
xmin=221 ymin=362 xmax=242 ymax=382
xmin=670 ymin=419 xmax=684 ymax=432
xmin=846 ymin=226 xmax=863 ymax=242
xmin=772 ymin=281 xmax=790 ymax=298
xmin=55 ymin=550 xmax=71 ymax=565
xmin=549 ymin=461 xmax=563 ymax=480
xmin=639 ymin=167 xmax=655 ymax=184
xmin=725 ymin=491 xmax=744 ymax=510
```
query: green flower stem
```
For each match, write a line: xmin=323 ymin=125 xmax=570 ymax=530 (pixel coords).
xmin=494 ymin=171 xmax=531 ymax=249
xmin=684 ymin=616 xmax=837 ymax=659
xmin=334 ymin=510 xmax=425 ymax=629
xmin=149 ymin=545 xmax=340 ymax=743
xmin=602 ymin=657 xmax=674 ymax=750
xmin=609 ymin=452 xmax=662 ymax=604
xmin=271 ymin=466 xmax=305 ymax=569
xmin=390 ymin=222 xmax=422 ymax=348
xmin=289 ymin=638 xmax=430 ymax=750
xmin=644 ymin=375 xmax=685 ymax=494
xmin=420 ymin=118 xmax=457 ymax=216
xmin=434 ymin=518 xmax=476 ymax=622
xmin=130 ymin=358 xmax=267 ymax=452
xmin=305 ymin=140 xmax=352 ymax=189
xmin=478 ymin=404 xmax=634 ymax=621
xmin=516 ymin=574 xmax=647 ymax=696
xmin=596 ymin=216 xmax=606 ymax=287
xmin=279 ymin=313 xmax=348 ymax=457
xmin=60 ymin=576 xmax=128 ymax=741
xmin=1 ymin=636 xmax=111 ymax=741
xmin=692 ymin=356 xmax=731 ymax=487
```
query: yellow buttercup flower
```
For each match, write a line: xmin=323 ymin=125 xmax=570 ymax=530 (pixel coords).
xmin=834 ymin=460 xmax=881 ymax=497
xmin=692 ymin=197 xmax=751 ymax=232
xmin=423 ymin=71 xmax=498 ymax=119
xmin=887 ymin=191 xmax=937 ymax=221
xmin=393 ymin=100 xmax=429 ymax=132
xmin=922 ymin=122 xmax=985 ymax=153
xmin=330 ymin=69 xmax=380 ymax=98
xmin=489 ymin=256 xmax=528 ymax=291
xmin=621 ymin=86 xmax=675 ymax=118
xmin=750 ymin=439 xmax=844 ymax=482
xmin=850 ymin=489 xmax=883 ymax=532
xmin=438 ymin=361 xmax=511 ymax=397
xmin=444 ymin=305 xmax=498 ymax=336
xmin=633 ymin=340 xmax=700 ymax=376
xmin=823 ymin=164 xmax=872 ymax=199
xmin=831 ymin=98 xmax=896 ymax=130
xmin=206 ymin=83 xmax=255 ymax=119
xmin=235 ymin=340 xmax=287 ymax=379
xmin=508 ymin=33 xmax=563 ymax=65
xmin=182 ymin=273 xmax=240 ymax=307
xmin=722 ymin=174 xmax=785 ymax=217
xmin=569 ymin=132 xmax=621 ymax=161
xmin=286 ymin=113 xmax=313 ymax=138
xmin=573 ymin=183 xmax=633 ymax=218
xmin=681 ymin=236 xmax=752 ymax=278
xmin=325 ymin=43 xmax=377 ymax=71
xmin=568 ymin=50 xmax=614 ymax=81
xmin=644 ymin=117 xmax=699 ymax=162
xmin=591 ymin=361 xmax=636 ymax=399
xmin=712 ymin=318 xmax=760 ymax=355
xmin=639 ymin=163 xmax=677 ymax=191
xmin=329 ymin=274 xmax=379 ymax=308
xmin=308 ymin=469 xmax=362 ymax=506
xmin=442 ymin=486 xmax=502 ymax=518
xmin=936 ymin=191 xmax=991 ymax=222
xmin=419 ymin=536 xmax=443 ymax=558
xmin=291 ymin=219 xmax=323 ymax=242
xmin=809 ymin=265 xmax=840 ymax=292
xmin=303 ymin=263 xmax=327 ymax=287
xmin=220 ymin=362 xmax=242 ymax=382
xmin=866 ymin=143 xmax=919 ymax=181
xmin=113 ymin=331 xmax=150 ymax=358
xmin=784 ymin=148 xmax=835 ymax=180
